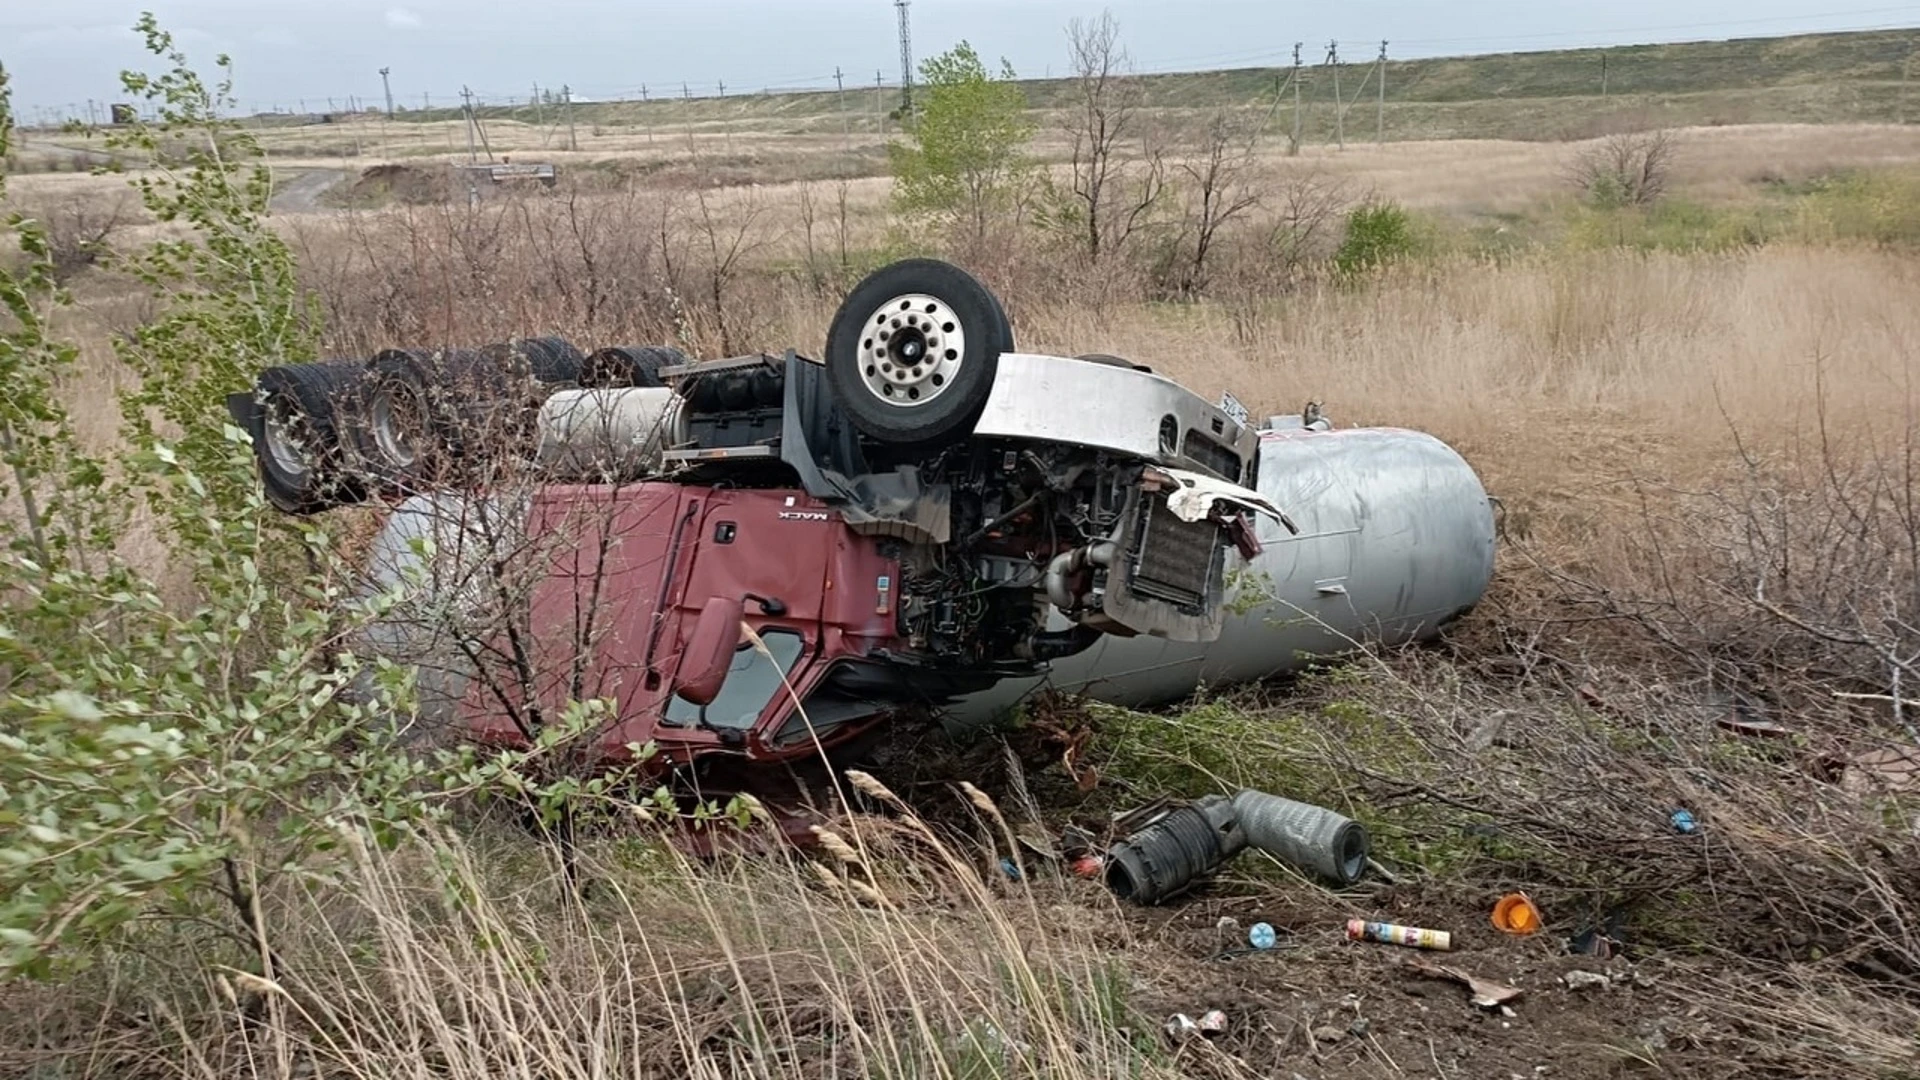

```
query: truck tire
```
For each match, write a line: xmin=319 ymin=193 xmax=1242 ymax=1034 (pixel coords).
xmin=824 ymin=259 xmax=1014 ymax=447
xmin=253 ymin=361 xmax=365 ymax=513
xmin=479 ymin=335 xmax=586 ymax=385
xmin=521 ymin=335 xmax=586 ymax=384
xmin=580 ymin=345 xmax=686 ymax=389
xmin=353 ymin=348 xmax=439 ymax=490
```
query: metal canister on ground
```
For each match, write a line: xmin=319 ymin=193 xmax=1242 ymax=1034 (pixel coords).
xmin=1346 ymin=918 xmax=1452 ymax=951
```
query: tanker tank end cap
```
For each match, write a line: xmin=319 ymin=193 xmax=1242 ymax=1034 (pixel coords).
xmin=1144 ymin=465 xmax=1292 ymax=532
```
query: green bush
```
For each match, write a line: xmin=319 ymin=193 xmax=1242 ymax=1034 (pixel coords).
xmin=1332 ymin=200 xmax=1418 ymax=279
xmin=1563 ymin=198 xmax=1775 ymax=253
xmin=887 ymin=42 xmax=1037 ymax=250
xmin=0 ymin=20 xmax=592 ymax=981
xmin=1794 ymin=169 xmax=1920 ymax=247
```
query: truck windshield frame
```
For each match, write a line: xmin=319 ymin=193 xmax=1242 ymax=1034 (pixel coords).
xmin=663 ymin=629 xmax=807 ymax=730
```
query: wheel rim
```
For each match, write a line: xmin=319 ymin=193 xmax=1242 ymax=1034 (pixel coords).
xmin=372 ymin=386 xmax=422 ymax=469
xmin=262 ymin=395 xmax=311 ymax=483
xmin=855 ymin=292 xmax=968 ymax=407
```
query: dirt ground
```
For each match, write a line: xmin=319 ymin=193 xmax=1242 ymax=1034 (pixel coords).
xmin=1106 ymin=885 xmax=1709 ymax=1080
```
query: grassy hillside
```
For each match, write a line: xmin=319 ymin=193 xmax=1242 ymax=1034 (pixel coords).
xmin=390 ymin=28 xmax=1920 ymax=142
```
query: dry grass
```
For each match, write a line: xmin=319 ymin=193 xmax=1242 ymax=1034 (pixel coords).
xmin=18 ymin=121 xmax=1920 ymax=218
xmin=0 ymin=796 xmax=1241 ymax=1080
xmin=10 ymin=114 xmax=1920 ymax=1077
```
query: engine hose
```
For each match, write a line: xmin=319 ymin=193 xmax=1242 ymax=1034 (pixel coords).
xmin=1043 ymin=540 xmax=1117 ymax=612
xmin=1104 ymin=790 xmax=1372 ymax=905
xmin=1103 ymin=795 xmax=1247 ymax=906
xmin=1230 ymin=789 xmax=1370 ymax=886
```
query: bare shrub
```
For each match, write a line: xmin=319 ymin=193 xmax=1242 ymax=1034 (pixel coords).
xmin=1568 ymin=128 xmax=1677 ymax=207
xmin=1212 ymin=170 xmax=1352 ymax=342
xmin=285 ymin=179 xmax=789 ymax=357
xmin=1051 ymin=10 xmax=1166 ymax=266
xmin=23 ymin=190 xmax=133 ymax=280
xmin=685 ymin=184 xmax=771 ymax=355
xmin=1160 ymin=108 xmax=1264 ymax=298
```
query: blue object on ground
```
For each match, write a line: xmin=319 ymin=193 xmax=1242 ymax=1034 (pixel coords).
xmin=1249 ymin=922 xmax=1277 ymax=949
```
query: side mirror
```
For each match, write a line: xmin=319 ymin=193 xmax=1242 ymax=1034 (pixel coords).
xmin=675 ymin=595 xmax=745 ymax=707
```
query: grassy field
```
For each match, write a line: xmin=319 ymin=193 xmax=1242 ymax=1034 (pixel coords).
xmin=8 ymin=27 xmax=1919 ymax=178
xmin=5 ymin=22 xmax=1920 ymax=1078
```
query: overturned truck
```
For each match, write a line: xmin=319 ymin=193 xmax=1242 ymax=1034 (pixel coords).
xmin=232 ymin=259 xmax=1497 ymax=811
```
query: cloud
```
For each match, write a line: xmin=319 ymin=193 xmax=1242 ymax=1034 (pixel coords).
xmin=385 ymin=8 xmax=423 ymax=29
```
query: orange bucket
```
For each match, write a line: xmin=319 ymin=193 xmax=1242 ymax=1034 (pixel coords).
xmin=1491 ymin=892 xmax=1543 ymax=935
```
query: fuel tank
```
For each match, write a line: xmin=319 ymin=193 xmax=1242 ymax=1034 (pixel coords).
xmin=937 ymin=421 xmax=1496 ymax=729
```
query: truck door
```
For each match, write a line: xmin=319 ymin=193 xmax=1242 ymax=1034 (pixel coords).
xmin=657 ymin=490 xmax=837 ymax=737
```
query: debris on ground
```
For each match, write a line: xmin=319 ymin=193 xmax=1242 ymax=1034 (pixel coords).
xmin=1067 ymin=853 xmax=1103 ymax=878
xmin=1569 ymin=907 xmax=1629 ymax=959
xmin=1164 ymin=1009 xmax=1228 ymax=1043
xmin=1103 ymin=789 xmax=1370 ymax=905
xmin=1249 ymin=921 xmax=1278 ymax=949
xmin=1491 ymin=892 xmax=1544 ymax=935
xmin=1348 ymin=917 xmax=1453 ymax=951
xmin=1406 ymin=957 xmax=1526 ymax=1009
xmin=1839 ymin=744 xmax=1920 ymax=794
xmin=1562 ymin=970 xmax=1612 ymax=992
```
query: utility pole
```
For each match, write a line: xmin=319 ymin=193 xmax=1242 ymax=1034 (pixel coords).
xmin=460 ymin=85 xmax=477 ymax=163
xmin=895 ymin=0 xmax=914 ymax=118
xmin=563 ymin=83 xmax=577 ymax=151
xmin=640 ymin=83 xmax=653 ymax=142
xmin=1601 ymin=52 xmax=1610 ymax=98
xmin=875 ymin=70 xmax=885 ymax=135
xmin=380 ymin=67 xmax=394 ymax=117
xmin=717 ymin=81 xmax=731 ymax=153
xmin=835 ymin=66 xmax=849 ymax=145
xmin=1291 ymin=43 xmax=1303 ymax=155
xmin=1377 ymin=41 xmax=1387 ymax=144
xmin=1327 ymin=41 xmax=1343 ymax=150
xmin=532 ymin=82 xmax=545 ymax=129
xmin=683 ymin=82 xmax=695 ymax=154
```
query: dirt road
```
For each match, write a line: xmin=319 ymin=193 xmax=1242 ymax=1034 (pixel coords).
xmin=270 ymin=168 xmax=348 ymax=213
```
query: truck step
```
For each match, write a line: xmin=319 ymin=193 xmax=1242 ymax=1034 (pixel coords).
xmin=660 ymin=445 xmax=782 ymax=464
xmin=659 ymin=353 xmax=782 ymax=380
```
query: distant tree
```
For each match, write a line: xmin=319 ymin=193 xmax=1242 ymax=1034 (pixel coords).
xmin=1045 ymin=11 xmax=1165 ymax=264
xmin=1568 ymin=129 xmax=1676 ymax=208
xmin=887 ymin=42 xmax=1037 ymax=248
xmin=1169 ymin=108 xmax=1262 ymax=296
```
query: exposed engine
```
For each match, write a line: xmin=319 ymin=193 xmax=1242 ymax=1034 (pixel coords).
xmin=885 ymin=441 xmax=1142 ymax=671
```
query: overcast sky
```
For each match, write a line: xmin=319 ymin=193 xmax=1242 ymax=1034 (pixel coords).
xmin=5 ymin=1 xmax=1917 ymax=118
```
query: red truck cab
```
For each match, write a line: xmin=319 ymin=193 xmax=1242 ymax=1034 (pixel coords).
xmin=458 ymin=484 xmax=907 ymax=773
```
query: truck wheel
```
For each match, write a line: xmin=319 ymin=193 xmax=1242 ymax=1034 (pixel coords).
xmin=580 ymin=345 xmax=687 ymax=388
xmin=825 ymin=259 xmax=1013 ymax=447
xmin=522 ymin=335 xmax=585 ymax=384
xmin=354 ymin=349 xmax=438 ymax=489
xmin=480 ymin=335 xmax=585 ymax=385
xmin=254 ymin=361 xmax=364 ymax=513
